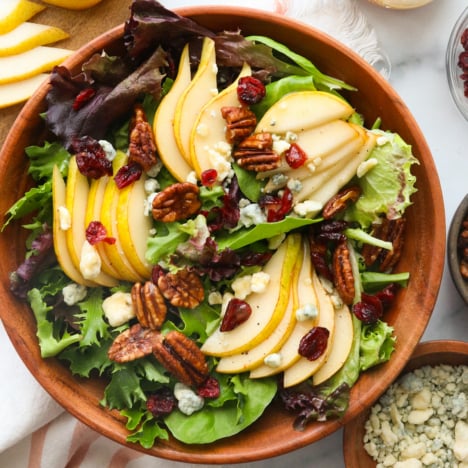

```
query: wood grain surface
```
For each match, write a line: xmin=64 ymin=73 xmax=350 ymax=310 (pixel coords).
xmin=0 ymin=0 xmax=132 ymax=146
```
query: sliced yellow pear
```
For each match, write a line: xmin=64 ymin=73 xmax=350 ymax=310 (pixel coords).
xmin=249 ymin=240 xmax=319 ymax=379
xmin=255 ymin=91 xmax=354 ymax=134
xmin=201 ymin=233 xmax=302 ymax=357
xmin=282 ymin=272 xmax=336 ymax=388
xmin=0 ymin=46 xmax=72 ymax=85
xmin=0 ymin=23 xmax=69 ymax=57
xmin=65 ymin=157 xmax=118 ymax=287
xmin=42 ymin=0 xmax=103 ymax=9
xmin=312 ymin=303 xmax=354 ymax=385
xmin=100 ymin=152 xmax=144 ymax=283
xmin=174 ymin=37 xmax=217 ymax=164
xmin=215 ymin=262 xmax=298 ymax=373
xmin=0 ymin=0 xmax=45 ymax=34
xmin=295 ymin=131 xmax=377 ymax=204
xmin=116 ymin=173 xmax=152 ymax=279
xmin=0 ymin=73 xmax=48 ymax=109
xmin=52 ymin=165 xmax=95 ymax=287
xmin=85 ymin=176 xmax=121 ymax=279
xmin=154 ymin=44 xmax=193 ymax=182
xmin=190 ymin=62 xmax=251 ymax=177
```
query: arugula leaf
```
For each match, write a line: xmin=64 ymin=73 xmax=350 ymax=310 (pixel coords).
xmin=25 ymin=142 xmax=70 ymax=181
xmin=233 ymin=164 xmax=263 ymax=202
xmin=217 ymin=216 xmax=319 ymax=250
xmin=75 ymin=288 xmax=110 ymax=347
xmin=27 ymin=288 xmax=82 ymax=358
xmin=361 ymin=271 xmax=410 ymax=292
xmin=246 ymin=35 xmax=356 ymax=92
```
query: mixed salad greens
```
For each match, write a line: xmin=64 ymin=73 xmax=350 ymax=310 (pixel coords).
xmin=3 ymin=0 xmax=419 ymax=448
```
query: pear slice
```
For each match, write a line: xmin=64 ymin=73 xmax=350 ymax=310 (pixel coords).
xmin=215 ymin=257 xmax=299 ymax=373
xmin=52 ymin=165 xmax=95 ymax=287
xmin=0 ymin=46 xmax=72 ymax=85
xmin=249 ymin=240 xmax=319 ymax=379
xmin=154 ymin=44 xmax=193 ymax=182
xmin=65 ymin=157 xmax=118 ymax=287
xmin=201 ymin=233 xmax=302 ymax=357
xmin=295 ymin=131 xmax=377 ymax=205
xmin=0 ymin=0 xmax=45 ymax=34
xmin=256 ymin=90 xmax=354 ymax=134
xmin=42 ymin=0 xmax=103 ymax=9
xmin=100 ymin=152 xmax=144 ymax=283
xmin=0 ymin=73 xmax=48 ymax=109
xmin=312 ymin=303 xmax=354 ymax=385
xmin=282 ymin=272 xmax=336 ymax=388
xmin=85 ymin=176 xmax=121 ymax=279
xmin=0 ymin=23 xmax=69 ymax=57
xmin=190 ymin=62 xmax=251 ymax=177
xmin=173 ymin=37 xmax=217 ymax=164
xmin=116 ymin=173 xmax=152 ymax=279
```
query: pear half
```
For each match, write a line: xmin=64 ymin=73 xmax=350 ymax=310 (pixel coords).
xmin=173 ymin=37 xmax=217 ymax=164
xmin=154 ymin=44 xmax=193 ymax=182
xmin=190 ymin=62 xmax=251 ymax=177
xmin=256 ymin=90 xmax=354 ymax=134
xmin=201 ymin=233 xmax=302 ymax=357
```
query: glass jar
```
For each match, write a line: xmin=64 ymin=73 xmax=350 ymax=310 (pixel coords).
xmin=368 ymin=0 xmax=433 ymax=9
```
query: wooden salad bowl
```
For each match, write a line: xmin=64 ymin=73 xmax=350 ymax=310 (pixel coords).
xmin=343 ymin=340 xmax=468 ymax=467
xmin=0 ymin=5 xmax=445 ymax=463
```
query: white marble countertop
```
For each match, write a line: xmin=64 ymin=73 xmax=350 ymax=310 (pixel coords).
xmin=0 ymin=1 xmax=467 ymax=467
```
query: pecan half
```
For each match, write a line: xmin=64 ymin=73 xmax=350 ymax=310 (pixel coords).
xmin=151 ymin=182 xmax=201 ymax=222
xmin=157 ymin=268 xmax=204 ymax=309
xmin=332 ymin=241 xmax=355 ymax=305
xmin=152 ymin=330 xmax=209 ymax=386
xmin=108 ymin=323 xmax=161 ymax=363
xmin=129 ymin=104 xmax=158 ymax=171
xmin=221 ymin=105 xmax=257 ymax=144
xmin=322 ymin=186 xmax=361 ymax=219
xmin=132 ymin=281 xmax=167 ymax=330
xmin=361 ymin=217 xmax=406 ymax=271
xmin=233 ymin=132 xmax=280 ymax=172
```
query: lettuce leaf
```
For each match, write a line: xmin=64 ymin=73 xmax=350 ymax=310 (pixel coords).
xmin=164 ymin=375 xmax=277 ymax=444
xmin=345 ymin=131 xmax=419 ymax=228
xmin=359 ymin=320 xmax=395 ymax=371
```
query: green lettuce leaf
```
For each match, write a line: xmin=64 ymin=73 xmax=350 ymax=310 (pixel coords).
xmin=359 ymin=320 xmax=395 ymax=371
xmin=345 ymin=131 xmax=419 ymax=228
xmin=60 ymin=340 xmax=113 ymax=377
xmin=25 ymin=142 xmax=70 ymax=181
xmin=164 ymin=376 xmax=277 ymax=444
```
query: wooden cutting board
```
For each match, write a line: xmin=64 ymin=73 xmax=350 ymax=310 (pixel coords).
xmin=0 ymin=0 xmax=132 ymax=145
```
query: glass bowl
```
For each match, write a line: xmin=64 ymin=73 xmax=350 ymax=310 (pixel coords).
xmin=446 ymin=6 xmax=468 ymax=121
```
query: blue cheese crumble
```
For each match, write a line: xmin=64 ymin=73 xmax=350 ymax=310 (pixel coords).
xmin=363 ymin=364 xmax=468 ymax=467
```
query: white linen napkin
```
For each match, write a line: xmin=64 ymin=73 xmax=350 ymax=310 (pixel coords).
xmin=0 ymin=0 xmax=387 ymax=466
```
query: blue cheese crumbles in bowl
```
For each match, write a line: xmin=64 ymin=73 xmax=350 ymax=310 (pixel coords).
xmin=343 ymin=340 xmax=468 ymax=468
xmin=0 ymin=0 xmax=445 ymax=463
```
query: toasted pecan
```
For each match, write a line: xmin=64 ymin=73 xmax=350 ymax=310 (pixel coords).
xmin=157 ymin=268 xmax=204 ymax=309
xmin=132 ymin=281 xmax=167 ymax=330
xmin=332 ymin=241 xmax=355 ymax=305
xmin=233 ymin=132 xmax=280 ymax=172
xmin=221 ymin=105 xmax=257 ymax=144
xmin=129 ymin=104 xmax=158 ymax=171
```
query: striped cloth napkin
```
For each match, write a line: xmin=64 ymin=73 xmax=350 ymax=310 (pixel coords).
xmin=0 ymin=1 xmax=387 ymax=466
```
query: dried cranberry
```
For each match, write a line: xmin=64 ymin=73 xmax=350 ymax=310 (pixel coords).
xmin=285 ymin=143 xmax=308 ymax=169
xmin=72 ymin=87 xmax=96 ymax=111
xmin=352 ymin=293 xmax=383 ymax=324
xmin=201 ymin=169 xmax=218 ymax=187
xmin=205 ymin=176 xmax=240 ymax=232
xmin=237 ymin=76 xmax=266 ymax=105
xmin=298 ymin=326 xmax=330 ymax=361
xmin=85 ymin=221 xmax=115 ymax=245
xmin=114 ymin=161 xmax=143 ymax=189
xmin=220 ymin=298 xmax=252 ymax=331
xmin=146 ymin=389 xmax=176 ymax=418
xmin=72 ymin=136 xmax=113 ymax=179
xmin=374 ymin=283 xmax=398 ymax=308
xmin=197 ymin=376 xmax=220 ymax=399
xmin=240 ymin=250 xmax=273 ymax=267
xmin=259 ymin=188 xmax=293 ymax=222
xmin=151 ymin=264 xmax=166 ymax=283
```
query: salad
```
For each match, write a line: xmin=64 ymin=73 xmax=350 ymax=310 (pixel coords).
xmin=4 ymin=0 xmax=419 ymax=448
